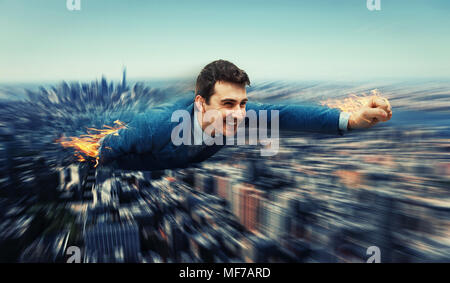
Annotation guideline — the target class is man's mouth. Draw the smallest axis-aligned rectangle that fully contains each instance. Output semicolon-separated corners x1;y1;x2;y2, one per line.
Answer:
224;119;237;127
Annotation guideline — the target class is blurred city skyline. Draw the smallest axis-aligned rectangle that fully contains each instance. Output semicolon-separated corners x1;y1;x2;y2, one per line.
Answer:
1;0;450;83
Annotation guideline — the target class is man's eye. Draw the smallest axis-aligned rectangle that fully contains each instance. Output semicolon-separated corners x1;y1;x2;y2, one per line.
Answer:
224;102;233;106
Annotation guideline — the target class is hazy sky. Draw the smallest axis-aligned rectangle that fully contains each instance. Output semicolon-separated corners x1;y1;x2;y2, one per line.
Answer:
1;0;449;82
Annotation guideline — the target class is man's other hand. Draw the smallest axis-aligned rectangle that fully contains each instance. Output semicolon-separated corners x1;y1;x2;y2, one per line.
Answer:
348;97;392;130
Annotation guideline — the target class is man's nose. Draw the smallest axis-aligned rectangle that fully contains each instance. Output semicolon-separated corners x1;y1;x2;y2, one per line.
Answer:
231;108;245;120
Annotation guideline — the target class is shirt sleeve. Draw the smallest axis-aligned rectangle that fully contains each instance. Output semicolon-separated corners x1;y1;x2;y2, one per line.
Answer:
245;101;342;135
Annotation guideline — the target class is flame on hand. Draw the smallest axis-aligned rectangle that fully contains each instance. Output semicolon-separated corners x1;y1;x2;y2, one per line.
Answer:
56;120;127;167
320;89;382;114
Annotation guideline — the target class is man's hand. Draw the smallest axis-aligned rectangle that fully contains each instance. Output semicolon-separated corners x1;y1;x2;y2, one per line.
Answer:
348;97;392;130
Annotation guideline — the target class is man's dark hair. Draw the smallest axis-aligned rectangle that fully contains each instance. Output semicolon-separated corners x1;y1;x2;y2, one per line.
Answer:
195;59;250;104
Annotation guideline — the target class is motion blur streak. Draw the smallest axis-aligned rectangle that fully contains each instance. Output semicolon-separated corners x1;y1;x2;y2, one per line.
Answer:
0;74;449;262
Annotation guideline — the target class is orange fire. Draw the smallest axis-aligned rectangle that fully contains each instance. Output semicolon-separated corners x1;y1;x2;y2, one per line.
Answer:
320;89;382;113
57;120;127;167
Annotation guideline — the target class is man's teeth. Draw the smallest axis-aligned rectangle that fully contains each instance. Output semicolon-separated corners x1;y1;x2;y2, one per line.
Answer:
225;120;237;126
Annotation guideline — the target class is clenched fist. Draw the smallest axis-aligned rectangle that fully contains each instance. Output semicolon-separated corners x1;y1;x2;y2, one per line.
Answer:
348;97;392;130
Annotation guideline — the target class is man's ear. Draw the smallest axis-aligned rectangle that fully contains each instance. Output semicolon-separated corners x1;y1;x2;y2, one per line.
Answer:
194;95;205;113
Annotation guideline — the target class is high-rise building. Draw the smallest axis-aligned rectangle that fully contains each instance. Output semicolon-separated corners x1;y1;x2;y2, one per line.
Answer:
260;200;290;241
240;185;265;234
215;175;230;200
84;223;140;263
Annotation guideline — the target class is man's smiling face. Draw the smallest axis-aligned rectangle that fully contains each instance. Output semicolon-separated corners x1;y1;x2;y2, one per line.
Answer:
195;81;248;137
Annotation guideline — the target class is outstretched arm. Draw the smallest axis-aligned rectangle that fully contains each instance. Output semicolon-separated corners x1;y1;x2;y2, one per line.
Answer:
245;101;345;135
245;96;392;135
